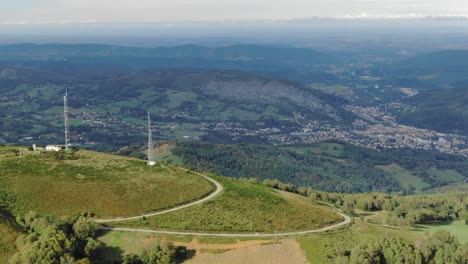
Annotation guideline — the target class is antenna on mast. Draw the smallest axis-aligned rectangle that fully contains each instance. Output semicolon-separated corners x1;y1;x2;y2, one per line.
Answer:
147;112;155;166
64;89;70;149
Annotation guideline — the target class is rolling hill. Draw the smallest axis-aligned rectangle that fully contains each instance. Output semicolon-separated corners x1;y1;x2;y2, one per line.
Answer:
0;146;346;261
0;146;214;218
0;146;344;230
112;175;343;233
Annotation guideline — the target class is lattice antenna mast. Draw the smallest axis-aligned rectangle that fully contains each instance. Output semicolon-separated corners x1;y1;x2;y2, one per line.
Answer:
64;90;70;149
147;112;154;165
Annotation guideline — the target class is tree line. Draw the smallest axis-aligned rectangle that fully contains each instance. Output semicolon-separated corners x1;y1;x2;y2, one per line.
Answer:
334;231;467;264
8;211;184;264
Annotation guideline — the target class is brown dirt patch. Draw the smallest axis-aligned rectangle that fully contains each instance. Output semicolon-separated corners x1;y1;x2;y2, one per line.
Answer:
183;239;308;264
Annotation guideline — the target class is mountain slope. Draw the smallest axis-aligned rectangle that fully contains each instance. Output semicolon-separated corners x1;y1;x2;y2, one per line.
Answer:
123;141;467;193
0;146;214;218
95;71;351;121
397;86;468;136
0;68;353;148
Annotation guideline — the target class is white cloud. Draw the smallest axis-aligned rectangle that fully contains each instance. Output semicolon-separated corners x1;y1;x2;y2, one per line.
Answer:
1;0;468;23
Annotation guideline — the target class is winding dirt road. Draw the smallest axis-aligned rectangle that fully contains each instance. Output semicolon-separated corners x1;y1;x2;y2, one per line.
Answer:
96;168;351;237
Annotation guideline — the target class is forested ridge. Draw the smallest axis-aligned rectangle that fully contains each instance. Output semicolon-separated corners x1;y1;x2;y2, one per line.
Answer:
172;141;468;193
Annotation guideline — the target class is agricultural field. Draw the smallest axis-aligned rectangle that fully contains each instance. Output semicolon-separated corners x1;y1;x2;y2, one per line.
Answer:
112;174;343;233
0;147;214;218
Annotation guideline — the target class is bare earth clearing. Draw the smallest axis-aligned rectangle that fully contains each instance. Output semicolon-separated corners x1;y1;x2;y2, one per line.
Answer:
183;239;308;264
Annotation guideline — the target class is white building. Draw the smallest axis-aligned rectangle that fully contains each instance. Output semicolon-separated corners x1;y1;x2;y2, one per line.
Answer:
45;145;65;152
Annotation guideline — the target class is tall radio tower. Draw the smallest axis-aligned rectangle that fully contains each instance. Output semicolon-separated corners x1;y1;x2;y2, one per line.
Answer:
64;90;70;149
147;112;155;166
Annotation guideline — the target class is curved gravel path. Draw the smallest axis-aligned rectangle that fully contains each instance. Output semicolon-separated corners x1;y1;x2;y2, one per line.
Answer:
94;168;223;223
96;168;351;237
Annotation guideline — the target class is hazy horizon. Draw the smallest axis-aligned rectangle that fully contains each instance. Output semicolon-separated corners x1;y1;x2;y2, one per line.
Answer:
2;0;468;24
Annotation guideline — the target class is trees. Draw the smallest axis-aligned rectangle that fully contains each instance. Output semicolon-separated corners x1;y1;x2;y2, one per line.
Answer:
11;212;102;264
338;231;467;264
122;240;183;264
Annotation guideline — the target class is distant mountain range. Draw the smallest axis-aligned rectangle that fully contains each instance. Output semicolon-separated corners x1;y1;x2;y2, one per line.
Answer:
0;43;338;64
0;43;341;84
376;49;468;88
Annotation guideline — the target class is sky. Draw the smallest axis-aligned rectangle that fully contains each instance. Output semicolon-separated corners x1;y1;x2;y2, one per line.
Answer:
1;0;468;24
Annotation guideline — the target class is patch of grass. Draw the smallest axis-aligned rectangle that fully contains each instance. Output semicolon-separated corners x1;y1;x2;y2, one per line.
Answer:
98;231;154;256
167;92;198;109
152;144;183;164
199;248;231;254
377;163;430;192
0;147;214;218
113;173;343;233
426;183;468;193
219;107;261;121
414;220;468;245
281;143;345;157
426;168;465;184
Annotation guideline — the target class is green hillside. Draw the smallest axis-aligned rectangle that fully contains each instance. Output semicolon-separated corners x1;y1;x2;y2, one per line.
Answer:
163;141;468;193
0;146;214;218
111;173;343;233
397;86;468;136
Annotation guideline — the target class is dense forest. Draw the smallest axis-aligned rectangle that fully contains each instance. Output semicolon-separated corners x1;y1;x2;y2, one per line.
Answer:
172;141;468;193
397;86;468;136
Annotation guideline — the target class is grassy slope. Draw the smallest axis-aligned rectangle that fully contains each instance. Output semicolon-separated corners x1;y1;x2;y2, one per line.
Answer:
112;172;343;233
0;147;214;218
377;164;431;192
414;220;468;245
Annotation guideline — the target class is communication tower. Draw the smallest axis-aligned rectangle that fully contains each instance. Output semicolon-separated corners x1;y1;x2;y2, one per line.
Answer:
147;112;156;166
64;90;70;149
